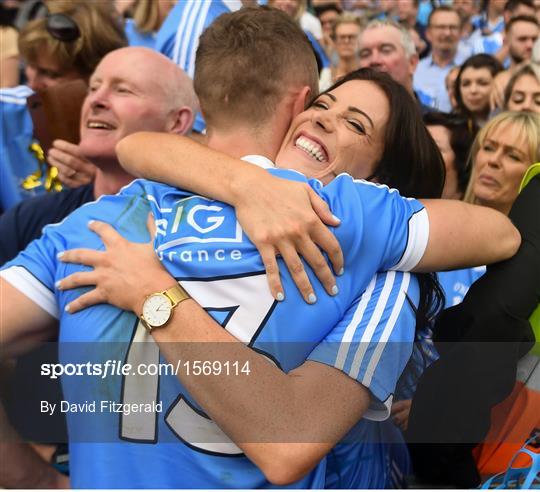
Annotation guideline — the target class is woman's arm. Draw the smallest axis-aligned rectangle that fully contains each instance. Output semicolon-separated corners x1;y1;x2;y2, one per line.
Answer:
116;132;343;303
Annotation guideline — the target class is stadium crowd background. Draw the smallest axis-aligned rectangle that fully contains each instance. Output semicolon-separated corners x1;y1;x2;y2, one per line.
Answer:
0;0;539;489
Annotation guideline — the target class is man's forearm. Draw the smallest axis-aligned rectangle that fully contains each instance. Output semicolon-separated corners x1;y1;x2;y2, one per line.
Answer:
0;403;68;488
148;298;367;483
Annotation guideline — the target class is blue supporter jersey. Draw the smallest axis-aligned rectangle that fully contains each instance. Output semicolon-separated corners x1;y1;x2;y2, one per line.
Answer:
125;18;156;49
155;0;241;133
438;266;486;308
0;86;42;211
1;157;429;488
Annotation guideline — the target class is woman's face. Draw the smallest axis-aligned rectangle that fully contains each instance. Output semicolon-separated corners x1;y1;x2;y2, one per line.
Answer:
459;66;494;116
507;74;540;113
276;79;389;184
428;124;460;200
24;48;82;92
472;122;531;214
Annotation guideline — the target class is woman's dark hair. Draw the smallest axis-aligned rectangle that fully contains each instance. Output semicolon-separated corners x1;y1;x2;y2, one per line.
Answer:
320;68;445;333
423;111;476;196
455;54;503;118
323;68;446;199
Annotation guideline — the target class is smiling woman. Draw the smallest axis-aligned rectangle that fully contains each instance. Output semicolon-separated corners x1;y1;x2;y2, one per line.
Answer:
463;111;540;215
277;69;445;198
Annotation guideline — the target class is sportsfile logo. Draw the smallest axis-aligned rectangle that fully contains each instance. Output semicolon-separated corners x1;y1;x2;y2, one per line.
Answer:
147;195;243;253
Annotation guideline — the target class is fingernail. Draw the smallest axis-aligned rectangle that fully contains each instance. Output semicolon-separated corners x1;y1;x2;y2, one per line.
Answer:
55;280;62;289
337;267;344;276
332;214;341;223
307;293;317;304
65;304;71;313
88;220;95;227
57;251;65;259
331;285;339;295
276;292;285;302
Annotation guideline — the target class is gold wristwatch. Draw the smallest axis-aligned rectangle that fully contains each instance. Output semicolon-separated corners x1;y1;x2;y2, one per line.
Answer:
140;284;190;332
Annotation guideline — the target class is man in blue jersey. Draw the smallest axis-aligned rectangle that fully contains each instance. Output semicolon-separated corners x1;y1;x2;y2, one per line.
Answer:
0;46;198;488
0;7;520;489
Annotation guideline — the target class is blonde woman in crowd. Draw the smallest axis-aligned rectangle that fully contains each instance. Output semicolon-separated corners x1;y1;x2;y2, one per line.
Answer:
1;0;126;210
504;62;540;113
463;111;540;214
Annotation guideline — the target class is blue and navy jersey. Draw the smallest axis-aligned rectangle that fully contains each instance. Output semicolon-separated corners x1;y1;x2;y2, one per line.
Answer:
0;86;42;211
155;0;241;133
1;161;428;488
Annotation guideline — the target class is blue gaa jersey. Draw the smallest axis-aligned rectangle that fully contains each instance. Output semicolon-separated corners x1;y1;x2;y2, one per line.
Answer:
1;157;428;488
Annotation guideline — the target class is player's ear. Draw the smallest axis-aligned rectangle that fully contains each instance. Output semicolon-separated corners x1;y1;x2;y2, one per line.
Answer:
293;85;313;117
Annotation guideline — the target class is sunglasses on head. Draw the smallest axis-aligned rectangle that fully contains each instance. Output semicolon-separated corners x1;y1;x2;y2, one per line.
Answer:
46;12;80;42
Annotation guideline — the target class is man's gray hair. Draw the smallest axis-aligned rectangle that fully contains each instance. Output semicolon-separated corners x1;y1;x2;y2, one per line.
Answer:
361;19;417;58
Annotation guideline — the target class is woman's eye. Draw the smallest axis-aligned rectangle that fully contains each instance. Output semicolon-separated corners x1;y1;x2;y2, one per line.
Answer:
509;153;522;162
512;94;525;103
312;101;328;110
347;119;366;134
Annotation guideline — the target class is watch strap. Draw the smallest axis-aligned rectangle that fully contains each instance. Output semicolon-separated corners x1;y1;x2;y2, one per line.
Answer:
162;284;190;308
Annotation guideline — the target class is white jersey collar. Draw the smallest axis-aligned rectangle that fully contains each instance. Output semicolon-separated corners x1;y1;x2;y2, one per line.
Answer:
241;154;275;170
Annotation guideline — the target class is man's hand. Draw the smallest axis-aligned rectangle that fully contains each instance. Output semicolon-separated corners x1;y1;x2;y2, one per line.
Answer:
391;399;411;431
47;139;97;188
230;173;344;304
57;216;175;314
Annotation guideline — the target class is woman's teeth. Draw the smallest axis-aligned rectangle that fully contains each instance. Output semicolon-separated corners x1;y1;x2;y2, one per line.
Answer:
295;137;326;162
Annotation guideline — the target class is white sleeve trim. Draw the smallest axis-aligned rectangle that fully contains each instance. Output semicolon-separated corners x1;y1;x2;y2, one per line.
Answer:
0;266;59;319
391;208;429;271
364;394;393;421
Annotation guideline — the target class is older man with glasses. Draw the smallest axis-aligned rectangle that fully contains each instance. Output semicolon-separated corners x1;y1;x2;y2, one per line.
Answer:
413;6;468;112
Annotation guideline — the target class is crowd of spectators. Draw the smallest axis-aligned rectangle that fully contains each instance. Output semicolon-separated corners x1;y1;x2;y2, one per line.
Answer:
0;0;539;489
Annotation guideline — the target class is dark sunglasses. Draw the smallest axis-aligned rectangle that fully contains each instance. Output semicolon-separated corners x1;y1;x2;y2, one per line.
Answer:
46;13;81;42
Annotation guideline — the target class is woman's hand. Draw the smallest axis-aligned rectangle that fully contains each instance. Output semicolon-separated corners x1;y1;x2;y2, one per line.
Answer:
230;172;344;304
47;139;97;188
57;216;175;314
116;132;344;303
391;399;411;432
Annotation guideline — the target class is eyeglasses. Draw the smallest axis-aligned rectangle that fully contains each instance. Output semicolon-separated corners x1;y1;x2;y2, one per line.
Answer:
430;24;460;32
334;34;358;43
46;13;81;42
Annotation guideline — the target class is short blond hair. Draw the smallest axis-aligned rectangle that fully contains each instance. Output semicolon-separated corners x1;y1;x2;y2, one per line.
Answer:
463;111;540;204
331;12;364;39
194;7;318;129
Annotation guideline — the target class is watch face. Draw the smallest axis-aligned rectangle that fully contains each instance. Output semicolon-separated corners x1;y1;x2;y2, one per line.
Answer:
142;294;172;327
